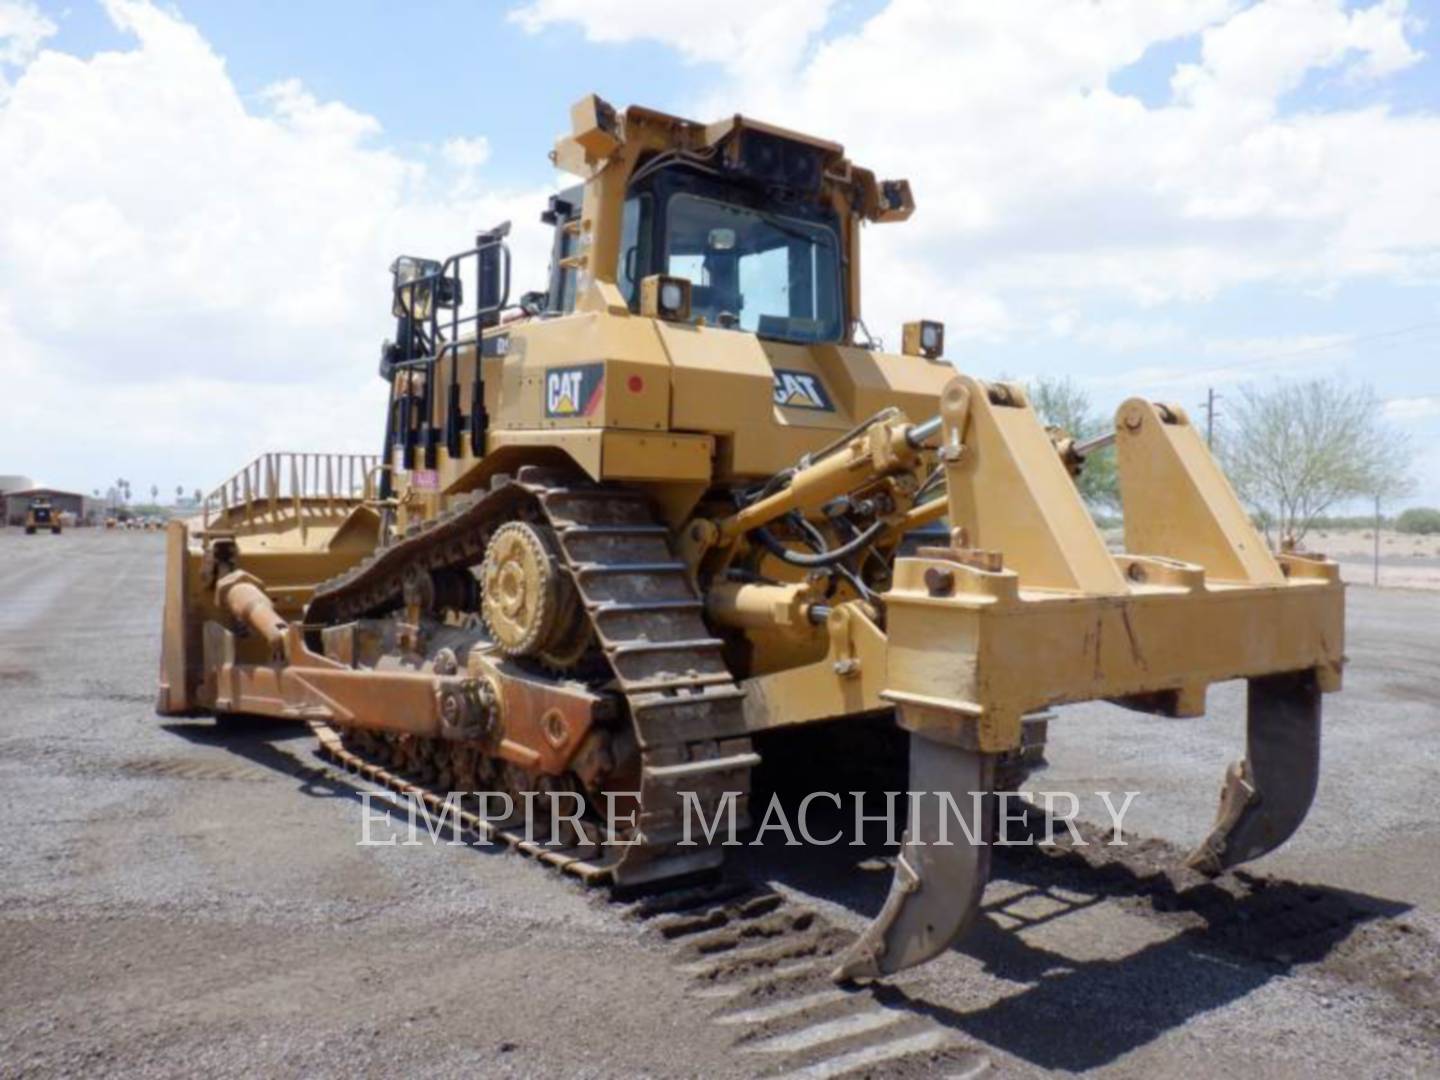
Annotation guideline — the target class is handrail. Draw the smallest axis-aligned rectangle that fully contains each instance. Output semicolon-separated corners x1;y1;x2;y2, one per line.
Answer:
389;227;511;469
201;451;379;530
392;232;511;364
364;462;393;504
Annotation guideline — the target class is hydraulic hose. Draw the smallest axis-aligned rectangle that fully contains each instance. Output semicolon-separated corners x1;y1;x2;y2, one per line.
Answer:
752;517;888;568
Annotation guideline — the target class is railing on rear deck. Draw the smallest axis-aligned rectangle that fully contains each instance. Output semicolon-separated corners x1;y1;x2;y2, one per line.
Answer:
202;452;379;532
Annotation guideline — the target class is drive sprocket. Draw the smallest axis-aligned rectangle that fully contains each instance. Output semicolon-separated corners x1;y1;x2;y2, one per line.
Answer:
480;520;564;659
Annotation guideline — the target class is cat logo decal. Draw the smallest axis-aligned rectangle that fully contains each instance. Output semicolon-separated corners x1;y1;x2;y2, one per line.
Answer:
545;363;605;418
772;369;835;412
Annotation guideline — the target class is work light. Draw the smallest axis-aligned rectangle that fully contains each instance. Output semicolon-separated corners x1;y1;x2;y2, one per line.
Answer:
640;274;692;323
902;320;945;359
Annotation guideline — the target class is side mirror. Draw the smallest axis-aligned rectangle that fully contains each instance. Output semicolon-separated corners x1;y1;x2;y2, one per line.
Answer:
436;275;462;309
378;341;402;381
477;244;503;312
475;222;512;324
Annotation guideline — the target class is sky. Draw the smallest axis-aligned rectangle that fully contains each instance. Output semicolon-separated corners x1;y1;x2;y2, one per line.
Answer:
1;0;1438;508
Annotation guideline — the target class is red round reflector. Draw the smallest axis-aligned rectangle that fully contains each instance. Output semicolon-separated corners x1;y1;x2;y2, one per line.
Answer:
627;375;644;393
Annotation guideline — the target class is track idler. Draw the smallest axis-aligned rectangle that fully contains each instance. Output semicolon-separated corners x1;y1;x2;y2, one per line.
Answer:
1186;669;1322;875
832;735;996;983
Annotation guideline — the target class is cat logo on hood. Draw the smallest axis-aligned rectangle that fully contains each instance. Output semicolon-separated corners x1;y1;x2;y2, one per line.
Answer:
545;363;605;418
772;369;834;412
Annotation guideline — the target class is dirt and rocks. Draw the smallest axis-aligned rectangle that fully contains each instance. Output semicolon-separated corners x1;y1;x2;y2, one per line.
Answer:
0;528;1436;1077
1311;527;1440;590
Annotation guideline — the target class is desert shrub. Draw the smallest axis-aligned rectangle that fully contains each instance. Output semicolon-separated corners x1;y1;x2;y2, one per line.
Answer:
1309;514;1389;529
1396;507;1440;535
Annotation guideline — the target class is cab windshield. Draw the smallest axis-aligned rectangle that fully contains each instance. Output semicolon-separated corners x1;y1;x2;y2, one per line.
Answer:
661;194;843;344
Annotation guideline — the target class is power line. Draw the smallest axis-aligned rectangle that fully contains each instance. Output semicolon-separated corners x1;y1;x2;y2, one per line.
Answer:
1219;320;1440;367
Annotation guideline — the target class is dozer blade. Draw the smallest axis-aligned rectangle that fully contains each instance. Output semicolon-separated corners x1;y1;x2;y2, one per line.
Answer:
1186;669;1322;876
831;735;996;983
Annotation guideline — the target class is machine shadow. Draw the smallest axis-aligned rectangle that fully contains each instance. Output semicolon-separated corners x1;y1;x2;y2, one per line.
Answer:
162;715;312;744
163;716;371;799
741;720;1412;1072
164;715;1410;1072
160;717;543;863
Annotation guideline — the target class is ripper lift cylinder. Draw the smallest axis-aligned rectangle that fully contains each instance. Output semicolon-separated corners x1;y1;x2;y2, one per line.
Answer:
215;571;289;661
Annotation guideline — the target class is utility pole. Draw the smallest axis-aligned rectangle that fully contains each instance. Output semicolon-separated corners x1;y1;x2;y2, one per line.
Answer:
1203;388;1220;449
1373;492;1382;587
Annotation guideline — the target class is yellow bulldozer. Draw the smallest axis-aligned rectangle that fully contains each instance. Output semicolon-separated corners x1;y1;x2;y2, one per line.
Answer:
25;497;61;535
158;95;1344;982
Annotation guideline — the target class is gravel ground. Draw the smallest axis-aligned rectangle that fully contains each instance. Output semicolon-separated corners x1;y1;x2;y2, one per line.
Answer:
0;528;1436;1077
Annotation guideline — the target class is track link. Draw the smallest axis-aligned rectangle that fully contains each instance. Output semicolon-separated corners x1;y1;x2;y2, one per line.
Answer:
305;465;756;886
310;717;622;880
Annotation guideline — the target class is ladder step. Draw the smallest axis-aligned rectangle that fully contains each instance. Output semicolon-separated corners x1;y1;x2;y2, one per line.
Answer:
645;752;761;783
622;672;737;693
592;599;704;614
610;637;724;655
575;561;688;575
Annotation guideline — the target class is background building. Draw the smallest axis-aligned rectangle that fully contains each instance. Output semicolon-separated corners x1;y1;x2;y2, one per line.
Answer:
0;474;35;500
4;487;91;526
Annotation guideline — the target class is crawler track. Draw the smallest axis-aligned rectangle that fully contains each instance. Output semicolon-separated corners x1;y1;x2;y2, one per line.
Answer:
309;720;993;1077
306;465;756;885
305;725;1436;1077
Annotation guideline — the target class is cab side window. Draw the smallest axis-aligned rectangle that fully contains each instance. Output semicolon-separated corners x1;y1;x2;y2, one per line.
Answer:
618;193;652;309
556;228;578;313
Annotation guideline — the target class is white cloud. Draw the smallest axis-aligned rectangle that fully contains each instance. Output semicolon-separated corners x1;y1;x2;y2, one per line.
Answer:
0;0;53;77
1171;0;1422;115
4;0;1438;500
509;0;837;85
0;0;558;493
1088;331;1358;392
1201;332;1354;360
442;135;493;197
1385;395;1440;421
1411;441;1440;507
518;0;1438;342
1047;315;1187;352
443;135;491;170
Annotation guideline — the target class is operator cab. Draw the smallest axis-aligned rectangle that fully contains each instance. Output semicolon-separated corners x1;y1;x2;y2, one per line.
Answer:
541;132;848;346
617;167;844;344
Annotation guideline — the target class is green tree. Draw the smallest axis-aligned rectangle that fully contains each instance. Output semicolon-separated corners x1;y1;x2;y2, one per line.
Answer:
1396;507;1440;535
1026;375;1119;512
1219;378;1413;544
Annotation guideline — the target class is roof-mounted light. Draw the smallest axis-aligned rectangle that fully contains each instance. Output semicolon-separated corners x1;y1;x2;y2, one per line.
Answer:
902;320;945;360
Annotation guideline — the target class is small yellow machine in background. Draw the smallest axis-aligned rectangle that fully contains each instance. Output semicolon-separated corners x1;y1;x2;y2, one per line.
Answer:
25;497;61;535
